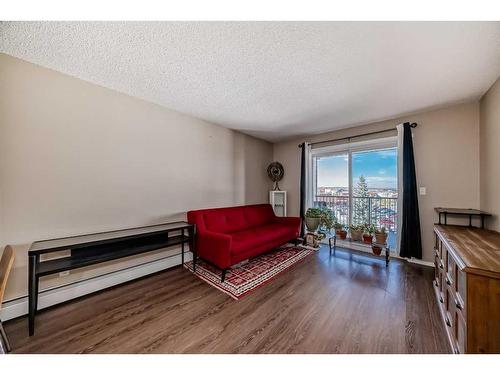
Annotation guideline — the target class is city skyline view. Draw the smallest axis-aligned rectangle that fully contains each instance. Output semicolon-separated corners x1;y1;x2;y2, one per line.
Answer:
317;148;398;190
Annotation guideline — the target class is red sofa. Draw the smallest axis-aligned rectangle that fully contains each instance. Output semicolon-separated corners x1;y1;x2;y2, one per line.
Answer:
187;204;301;281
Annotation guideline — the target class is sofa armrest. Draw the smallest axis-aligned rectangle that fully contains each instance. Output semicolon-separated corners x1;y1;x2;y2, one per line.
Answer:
195;230;233;269
274;216;302;232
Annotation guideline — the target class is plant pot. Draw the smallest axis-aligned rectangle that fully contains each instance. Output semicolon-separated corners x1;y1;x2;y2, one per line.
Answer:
362;234;373;244
372;244;382;256
375;233;388;245
336;229;348;240
351;229;363;241
305;217;321;232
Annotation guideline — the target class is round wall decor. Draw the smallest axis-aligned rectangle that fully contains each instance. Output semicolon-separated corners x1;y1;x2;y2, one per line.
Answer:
267;162;284;191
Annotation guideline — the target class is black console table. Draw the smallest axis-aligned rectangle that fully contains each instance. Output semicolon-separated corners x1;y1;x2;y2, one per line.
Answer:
435;207;491;229
28;221;194;336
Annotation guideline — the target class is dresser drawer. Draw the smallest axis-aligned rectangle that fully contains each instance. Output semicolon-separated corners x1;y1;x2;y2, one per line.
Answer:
434;255;440;286
456;268;467;317
446;250;456;286
445;285;461;354
435;233;443;258
456;309;467;353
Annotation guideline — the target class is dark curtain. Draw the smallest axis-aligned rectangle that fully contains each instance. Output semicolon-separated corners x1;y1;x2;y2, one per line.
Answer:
299;143;306;237
399;123;422;259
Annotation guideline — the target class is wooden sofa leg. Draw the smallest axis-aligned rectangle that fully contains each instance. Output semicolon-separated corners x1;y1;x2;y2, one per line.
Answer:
221;269;227;283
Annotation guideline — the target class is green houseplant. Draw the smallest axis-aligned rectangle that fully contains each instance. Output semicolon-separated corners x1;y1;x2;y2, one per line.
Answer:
304;208;322;232
305;207;336;233
318;207;335;233
349;224;364;241
374;226;388;245
362;224;375;244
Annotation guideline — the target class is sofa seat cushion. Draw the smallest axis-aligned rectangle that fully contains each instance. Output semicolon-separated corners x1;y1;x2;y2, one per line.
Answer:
230;223;295;255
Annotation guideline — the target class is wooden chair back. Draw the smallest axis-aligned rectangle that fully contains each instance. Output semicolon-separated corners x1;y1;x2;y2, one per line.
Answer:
0;245;15;306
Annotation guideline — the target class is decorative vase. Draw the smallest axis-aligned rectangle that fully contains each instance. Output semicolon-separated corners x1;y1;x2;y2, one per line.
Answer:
351;229;363;241
363;234;373;244
372;244;382;256
305;217;321;232
375;233;388;245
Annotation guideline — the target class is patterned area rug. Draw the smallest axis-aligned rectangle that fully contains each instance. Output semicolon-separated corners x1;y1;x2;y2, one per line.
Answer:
184;245;314;300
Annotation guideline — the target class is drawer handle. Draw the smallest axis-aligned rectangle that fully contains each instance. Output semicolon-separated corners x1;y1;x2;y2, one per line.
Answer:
439;296;444;303
445;277;451;286
445;317;452;327
455;298;463;310
439;264;444;269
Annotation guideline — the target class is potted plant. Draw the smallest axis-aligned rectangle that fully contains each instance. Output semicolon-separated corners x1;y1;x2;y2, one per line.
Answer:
318;207;336;233
334;222;347;240
362;224;375;244
374;226;388;245
371;244;383;256
304;208;322;232
349;224;364;241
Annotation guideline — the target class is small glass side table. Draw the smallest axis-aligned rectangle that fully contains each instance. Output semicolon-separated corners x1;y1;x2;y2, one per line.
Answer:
328;233;390;267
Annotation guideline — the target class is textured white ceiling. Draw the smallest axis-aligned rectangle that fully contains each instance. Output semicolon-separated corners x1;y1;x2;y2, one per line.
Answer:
1;22;499;142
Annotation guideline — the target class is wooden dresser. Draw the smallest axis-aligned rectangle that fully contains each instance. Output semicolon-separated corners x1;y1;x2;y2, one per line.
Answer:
433;225;500;353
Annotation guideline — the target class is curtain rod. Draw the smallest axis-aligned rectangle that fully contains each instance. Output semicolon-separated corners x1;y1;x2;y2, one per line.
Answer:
298;122;417;148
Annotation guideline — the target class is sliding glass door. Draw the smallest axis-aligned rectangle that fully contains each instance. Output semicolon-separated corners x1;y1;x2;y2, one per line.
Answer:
311;137;398;249
314;152;350;227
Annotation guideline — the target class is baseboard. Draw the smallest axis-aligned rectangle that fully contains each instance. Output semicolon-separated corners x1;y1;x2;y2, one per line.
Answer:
1;252;192;322
406;257;434;267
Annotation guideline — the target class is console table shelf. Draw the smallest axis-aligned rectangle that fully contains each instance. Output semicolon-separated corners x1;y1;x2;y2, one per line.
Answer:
35;234;190;277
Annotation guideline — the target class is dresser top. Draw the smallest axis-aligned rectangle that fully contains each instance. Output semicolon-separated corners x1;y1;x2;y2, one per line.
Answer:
434;225;500;276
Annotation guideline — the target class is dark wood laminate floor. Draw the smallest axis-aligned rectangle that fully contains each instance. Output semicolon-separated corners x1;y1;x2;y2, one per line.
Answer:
5;246;450;353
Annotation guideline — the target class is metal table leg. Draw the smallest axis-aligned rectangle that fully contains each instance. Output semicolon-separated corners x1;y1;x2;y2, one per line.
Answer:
188;226;196;272
181;228;185;265
28;254;39;336
329;235;337;256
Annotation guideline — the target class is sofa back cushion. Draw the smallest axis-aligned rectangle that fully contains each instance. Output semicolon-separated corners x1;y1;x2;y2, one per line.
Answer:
187;204;276;234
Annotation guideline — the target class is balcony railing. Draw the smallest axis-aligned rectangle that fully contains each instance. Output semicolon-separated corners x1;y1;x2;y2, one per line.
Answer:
314;195;398;232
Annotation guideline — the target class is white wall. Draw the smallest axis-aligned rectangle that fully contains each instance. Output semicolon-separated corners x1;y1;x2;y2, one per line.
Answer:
480;77;500;231
0;53;273;302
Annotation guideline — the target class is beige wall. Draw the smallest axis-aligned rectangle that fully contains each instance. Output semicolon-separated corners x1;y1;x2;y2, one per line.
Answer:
480;77;500;231
0;53;272;301
274;102;481;262
480;79;500;231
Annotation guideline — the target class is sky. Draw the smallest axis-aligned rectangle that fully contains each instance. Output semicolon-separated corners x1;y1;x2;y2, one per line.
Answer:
317;148;397;189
